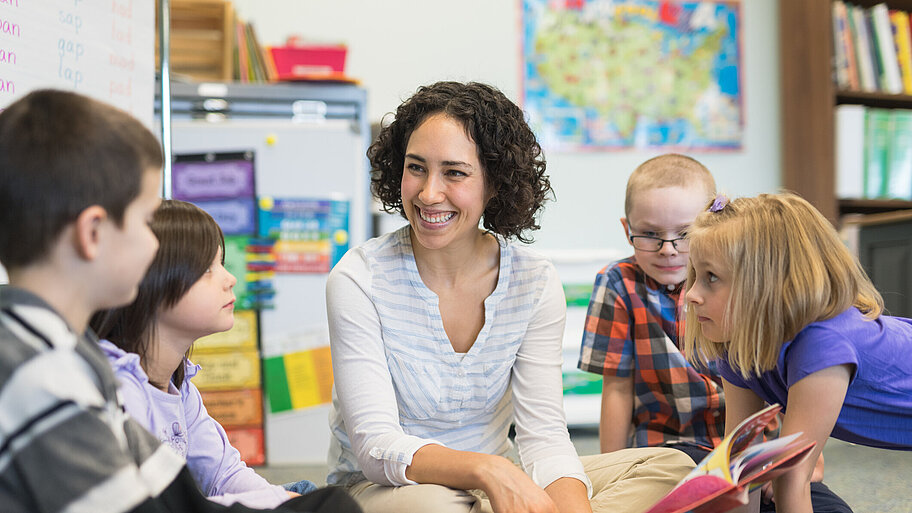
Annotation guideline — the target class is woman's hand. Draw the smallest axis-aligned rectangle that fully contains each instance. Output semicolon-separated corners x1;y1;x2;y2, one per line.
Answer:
477;455;560;513
407;445;560;513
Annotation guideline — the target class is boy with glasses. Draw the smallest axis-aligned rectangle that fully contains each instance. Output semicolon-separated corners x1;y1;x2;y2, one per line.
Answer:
578;154;723;459
577;155;852;513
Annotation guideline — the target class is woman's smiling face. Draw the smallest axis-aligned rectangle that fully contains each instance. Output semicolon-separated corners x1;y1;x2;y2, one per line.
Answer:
400;113;488;251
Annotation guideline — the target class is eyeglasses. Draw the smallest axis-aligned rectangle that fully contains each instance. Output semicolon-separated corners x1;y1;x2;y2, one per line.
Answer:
629;234;689;252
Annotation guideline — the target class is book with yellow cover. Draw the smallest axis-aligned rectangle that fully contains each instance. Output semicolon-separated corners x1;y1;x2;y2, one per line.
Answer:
890;9;912;94
643;404;816;513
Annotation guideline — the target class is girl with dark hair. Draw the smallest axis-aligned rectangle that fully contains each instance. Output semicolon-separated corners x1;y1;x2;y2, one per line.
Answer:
326;81;694;513
91;200;318;509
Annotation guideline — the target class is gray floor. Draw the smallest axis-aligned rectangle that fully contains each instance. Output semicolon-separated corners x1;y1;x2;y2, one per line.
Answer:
255;430;911;512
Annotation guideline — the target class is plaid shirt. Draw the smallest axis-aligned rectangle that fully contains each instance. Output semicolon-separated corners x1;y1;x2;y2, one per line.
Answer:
578;257;725;449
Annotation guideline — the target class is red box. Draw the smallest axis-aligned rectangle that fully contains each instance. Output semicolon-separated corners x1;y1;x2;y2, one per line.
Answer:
269;45;347;80
226;426;265;466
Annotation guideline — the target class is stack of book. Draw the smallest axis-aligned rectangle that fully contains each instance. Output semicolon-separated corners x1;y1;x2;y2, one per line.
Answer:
832;1;912;94
836;104;912;200
233;19;277;83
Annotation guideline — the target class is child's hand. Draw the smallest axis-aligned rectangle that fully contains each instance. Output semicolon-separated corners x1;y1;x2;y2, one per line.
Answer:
285;491;301;499
761;453;824;503
761;481;774;503
811;453;825;482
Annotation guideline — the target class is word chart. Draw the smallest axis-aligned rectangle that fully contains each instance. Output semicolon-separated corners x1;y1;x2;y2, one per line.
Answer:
0;0;154;126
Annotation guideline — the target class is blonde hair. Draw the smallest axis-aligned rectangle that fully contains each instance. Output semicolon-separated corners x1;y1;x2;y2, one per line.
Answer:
625;154;717;217
683;192;883;377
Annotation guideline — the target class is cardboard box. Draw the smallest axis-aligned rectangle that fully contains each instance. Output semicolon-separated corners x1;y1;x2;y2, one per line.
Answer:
226;426;265;466
194;310;258;353
191;350;261;391
269;45;347;80
201;388;263;427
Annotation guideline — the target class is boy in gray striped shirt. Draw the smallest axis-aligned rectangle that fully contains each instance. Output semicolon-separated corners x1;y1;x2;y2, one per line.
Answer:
0;90;359;513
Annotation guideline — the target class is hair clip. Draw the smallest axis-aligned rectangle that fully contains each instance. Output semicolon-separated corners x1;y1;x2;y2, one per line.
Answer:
709;194;729;213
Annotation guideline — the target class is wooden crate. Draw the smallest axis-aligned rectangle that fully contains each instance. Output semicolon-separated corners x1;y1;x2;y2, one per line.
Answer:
156;0;234;81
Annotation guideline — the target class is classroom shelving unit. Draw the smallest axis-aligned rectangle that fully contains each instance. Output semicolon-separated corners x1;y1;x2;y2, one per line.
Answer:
779;0;912;223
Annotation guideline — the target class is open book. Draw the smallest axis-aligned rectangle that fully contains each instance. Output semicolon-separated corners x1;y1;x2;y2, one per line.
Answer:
643;404;816;513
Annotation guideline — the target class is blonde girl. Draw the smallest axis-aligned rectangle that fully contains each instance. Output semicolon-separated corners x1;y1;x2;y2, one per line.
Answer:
683;192;912;513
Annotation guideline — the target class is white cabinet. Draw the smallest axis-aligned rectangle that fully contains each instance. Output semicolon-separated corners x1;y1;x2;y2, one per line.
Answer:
162;81;370;464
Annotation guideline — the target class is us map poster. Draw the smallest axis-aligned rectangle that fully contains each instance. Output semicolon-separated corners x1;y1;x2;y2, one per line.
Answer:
522;0;743;150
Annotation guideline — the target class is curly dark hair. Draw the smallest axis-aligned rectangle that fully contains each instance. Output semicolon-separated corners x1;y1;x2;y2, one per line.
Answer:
369;81;553;243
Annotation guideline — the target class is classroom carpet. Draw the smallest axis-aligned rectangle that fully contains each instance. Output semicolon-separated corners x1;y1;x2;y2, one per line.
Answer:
255;430;912;513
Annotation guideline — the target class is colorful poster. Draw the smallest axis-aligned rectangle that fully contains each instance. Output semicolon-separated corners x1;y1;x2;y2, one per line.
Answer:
262;346;334;413
222;236;276;310
257;197;350;273
523;0;743;150
172;152;259;236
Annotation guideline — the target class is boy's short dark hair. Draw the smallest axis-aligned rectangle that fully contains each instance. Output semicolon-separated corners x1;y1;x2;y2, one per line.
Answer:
0;89;163;270
369;81;552;243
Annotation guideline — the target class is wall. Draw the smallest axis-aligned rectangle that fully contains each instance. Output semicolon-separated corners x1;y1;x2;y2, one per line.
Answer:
232;0;781;254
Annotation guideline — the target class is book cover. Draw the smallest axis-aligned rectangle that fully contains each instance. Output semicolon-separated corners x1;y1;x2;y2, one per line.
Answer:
852;5;878;92
871;3;903;93
235;19;249;83
890;9;912;94
243;22;265;82
864;108;893;198
247;22;277;83
832;1;851;89
642;404;816;513
867;8;886;91
888;110;912;199
836;104;866;199
840;1;861;90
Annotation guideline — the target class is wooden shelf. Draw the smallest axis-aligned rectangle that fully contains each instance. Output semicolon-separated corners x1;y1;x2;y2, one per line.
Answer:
851;0;912;8
839;199;912;216
836;90;912;108
780;0;912;223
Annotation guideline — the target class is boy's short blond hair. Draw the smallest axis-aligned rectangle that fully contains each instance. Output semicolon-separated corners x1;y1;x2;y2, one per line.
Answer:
625;154;716;217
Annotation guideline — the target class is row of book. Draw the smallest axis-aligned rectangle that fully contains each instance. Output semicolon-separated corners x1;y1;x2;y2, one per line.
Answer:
233;19;277;83
832;1;912;94
836;104;912;200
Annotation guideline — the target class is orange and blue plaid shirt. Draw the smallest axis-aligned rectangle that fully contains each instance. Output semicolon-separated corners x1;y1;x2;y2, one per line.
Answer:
578;256;725;449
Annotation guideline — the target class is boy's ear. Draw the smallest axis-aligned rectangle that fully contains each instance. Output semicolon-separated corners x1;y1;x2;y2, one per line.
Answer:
620;218;632;244
74;206;109;261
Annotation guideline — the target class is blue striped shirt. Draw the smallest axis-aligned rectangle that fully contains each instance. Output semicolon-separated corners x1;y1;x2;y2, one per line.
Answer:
326;227;588;492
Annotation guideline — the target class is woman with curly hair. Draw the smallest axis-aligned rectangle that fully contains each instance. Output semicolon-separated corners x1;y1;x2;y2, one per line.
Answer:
325;81;694;513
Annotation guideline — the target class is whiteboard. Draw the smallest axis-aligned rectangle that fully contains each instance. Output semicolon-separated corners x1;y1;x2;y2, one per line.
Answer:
0;0;155;127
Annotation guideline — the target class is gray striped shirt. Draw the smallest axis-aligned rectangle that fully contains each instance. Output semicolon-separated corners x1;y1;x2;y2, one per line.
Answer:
0;286;185;513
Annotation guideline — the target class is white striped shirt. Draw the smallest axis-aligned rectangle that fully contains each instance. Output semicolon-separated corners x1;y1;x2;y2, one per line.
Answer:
326;227;589;493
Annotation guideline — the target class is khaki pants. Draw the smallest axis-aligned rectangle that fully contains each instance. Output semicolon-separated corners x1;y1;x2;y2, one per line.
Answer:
346;447;694;513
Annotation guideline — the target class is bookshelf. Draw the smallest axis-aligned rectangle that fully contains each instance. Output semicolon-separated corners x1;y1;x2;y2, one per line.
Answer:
780;0;912;223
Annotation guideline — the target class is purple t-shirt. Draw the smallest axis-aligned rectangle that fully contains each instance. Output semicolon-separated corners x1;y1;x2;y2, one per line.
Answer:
717;307;912;450
99;340;289;508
